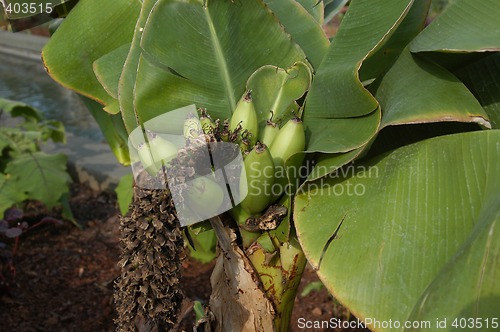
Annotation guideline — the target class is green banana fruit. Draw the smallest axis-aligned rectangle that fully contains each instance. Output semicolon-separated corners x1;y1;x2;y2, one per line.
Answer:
269;117;305;166
220;119;230;142
184;175;224;217
199;108;215;134
239;142;275;215
230;90;258;146
260;119;279;147
183;112;203;142
269;117;306;198
137;135;178;176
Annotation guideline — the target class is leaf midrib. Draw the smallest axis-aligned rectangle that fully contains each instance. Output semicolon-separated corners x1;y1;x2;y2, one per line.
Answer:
204;7;236;111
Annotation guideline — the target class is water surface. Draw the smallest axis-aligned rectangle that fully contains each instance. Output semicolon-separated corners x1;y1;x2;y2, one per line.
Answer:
0;53;103;141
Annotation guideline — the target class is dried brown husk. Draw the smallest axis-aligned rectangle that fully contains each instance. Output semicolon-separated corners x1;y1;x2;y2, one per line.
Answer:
114;187;185;332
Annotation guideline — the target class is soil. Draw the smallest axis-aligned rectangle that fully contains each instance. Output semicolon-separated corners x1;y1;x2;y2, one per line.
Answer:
0;182;368;332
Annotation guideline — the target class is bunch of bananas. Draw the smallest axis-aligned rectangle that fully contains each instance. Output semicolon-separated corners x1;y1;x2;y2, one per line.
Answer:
229;90;305;224
135;90;305;227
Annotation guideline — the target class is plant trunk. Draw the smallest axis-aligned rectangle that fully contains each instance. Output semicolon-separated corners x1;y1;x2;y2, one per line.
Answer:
206;216;306;332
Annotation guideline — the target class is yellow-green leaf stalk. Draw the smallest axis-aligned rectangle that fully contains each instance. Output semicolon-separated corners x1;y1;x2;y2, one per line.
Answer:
230;90;258;147
239;142;275;215
246;233;306;332
273;236;307;331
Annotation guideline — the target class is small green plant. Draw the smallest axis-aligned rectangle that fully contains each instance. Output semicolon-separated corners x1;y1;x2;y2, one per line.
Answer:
0;98;73;223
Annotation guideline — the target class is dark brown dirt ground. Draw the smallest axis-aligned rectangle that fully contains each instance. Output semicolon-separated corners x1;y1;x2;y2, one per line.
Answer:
0;182;368;332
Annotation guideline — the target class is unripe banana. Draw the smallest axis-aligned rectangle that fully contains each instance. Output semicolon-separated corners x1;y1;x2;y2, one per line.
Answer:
150;135;178;163
269;117;305;165
269;118;306;198
138;143;157;175
260;120;279;147
184;175;224;217
240;142;275;215
199;108;215;135
184;112;203;142
220;119;230;142
240;137;252;153
230;90;258;146
137;135;178;176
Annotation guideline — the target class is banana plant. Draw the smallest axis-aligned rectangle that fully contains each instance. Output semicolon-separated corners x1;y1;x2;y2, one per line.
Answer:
39;0;500;331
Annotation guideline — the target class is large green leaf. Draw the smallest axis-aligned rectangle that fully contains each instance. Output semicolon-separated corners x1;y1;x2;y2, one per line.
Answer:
93;43;131;102
42;0;141;105
375;48;490;129
118;0;158;133
302;0;421;155
359;0;430;82
295;130;500;331
40;0;136;165
305;0;414;119
411;0;500;53
407;194;500;330
305;148;363;182
305;107;381;153
455;53;500;129
6;152;71;208
80;98;130;165
296;0;323;24
263;0;329;68
132;54;215;124
129;0;306;127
